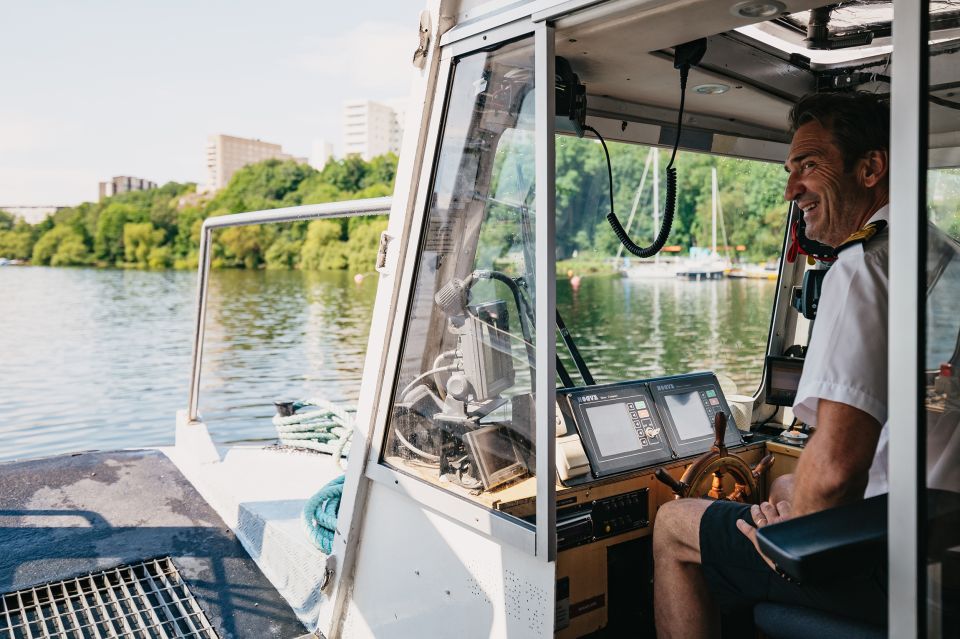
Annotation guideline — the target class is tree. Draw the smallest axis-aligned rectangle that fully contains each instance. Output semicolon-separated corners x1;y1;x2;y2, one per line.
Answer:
123;222;165;266
320;155;369;192
209;159;316;213
300;219;347;270
95;203;143;263
32;226;91;266
344;219;388;272
265;235;303;269
218;225;270;269
362;153;398;189
0;228;33;259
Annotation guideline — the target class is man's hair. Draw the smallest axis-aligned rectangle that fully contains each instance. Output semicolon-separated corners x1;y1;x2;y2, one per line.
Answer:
789;92;890;172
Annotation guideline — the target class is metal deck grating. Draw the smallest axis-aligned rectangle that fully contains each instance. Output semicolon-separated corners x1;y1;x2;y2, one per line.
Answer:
0;557;219;639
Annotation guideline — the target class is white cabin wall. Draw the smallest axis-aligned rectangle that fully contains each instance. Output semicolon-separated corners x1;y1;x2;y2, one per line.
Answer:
341;482;554;638
315;0;455;635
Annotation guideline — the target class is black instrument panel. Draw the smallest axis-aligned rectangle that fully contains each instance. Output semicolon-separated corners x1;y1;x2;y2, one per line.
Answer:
558;372;743;479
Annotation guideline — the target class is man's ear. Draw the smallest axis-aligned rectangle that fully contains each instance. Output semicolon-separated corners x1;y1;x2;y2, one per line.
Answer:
858;149;889;188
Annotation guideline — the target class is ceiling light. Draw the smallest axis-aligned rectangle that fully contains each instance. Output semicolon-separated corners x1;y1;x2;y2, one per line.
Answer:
694;83;730;95
730;1;786;19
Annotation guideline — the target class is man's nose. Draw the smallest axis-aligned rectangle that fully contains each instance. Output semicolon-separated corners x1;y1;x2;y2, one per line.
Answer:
784;173;804;202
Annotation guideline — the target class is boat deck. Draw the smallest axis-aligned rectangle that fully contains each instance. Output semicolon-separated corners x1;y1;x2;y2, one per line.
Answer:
0;449;310;638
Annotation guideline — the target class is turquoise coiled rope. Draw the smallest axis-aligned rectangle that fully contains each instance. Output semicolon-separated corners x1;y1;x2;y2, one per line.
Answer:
274;399;353;553
303;474;345;554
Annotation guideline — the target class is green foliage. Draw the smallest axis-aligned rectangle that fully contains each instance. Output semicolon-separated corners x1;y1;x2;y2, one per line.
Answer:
218;226;271;269
147;245;173;269
363;153;398;189
51;235;93;266
209;159;316;213
95;203;145;263
0;209;14;231
0;218;38;260
32;226;91;266
22;140;793;274
300;219;347;270
320;155;369;192
17;153;398;271
344;218;388;272
265;235;303;269
123;222;165;266
549;139;788;261
0;228;34;259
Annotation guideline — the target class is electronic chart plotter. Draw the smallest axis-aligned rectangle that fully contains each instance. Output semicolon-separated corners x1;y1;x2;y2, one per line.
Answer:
557;372;743;479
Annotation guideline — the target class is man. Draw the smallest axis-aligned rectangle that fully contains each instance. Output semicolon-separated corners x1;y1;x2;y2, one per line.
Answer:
653;91;891;639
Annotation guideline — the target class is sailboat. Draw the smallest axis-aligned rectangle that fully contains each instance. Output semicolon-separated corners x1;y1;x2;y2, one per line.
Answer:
622;149;679;279
675;166;732;280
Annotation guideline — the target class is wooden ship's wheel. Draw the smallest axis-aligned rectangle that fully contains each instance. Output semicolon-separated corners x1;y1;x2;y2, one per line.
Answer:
655;412;774;504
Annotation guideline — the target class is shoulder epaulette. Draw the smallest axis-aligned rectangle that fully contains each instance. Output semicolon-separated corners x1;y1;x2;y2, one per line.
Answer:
836;220;888;254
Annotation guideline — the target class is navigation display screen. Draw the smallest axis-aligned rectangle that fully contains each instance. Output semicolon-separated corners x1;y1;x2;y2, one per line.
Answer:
663;392;712;440
584;403;638;456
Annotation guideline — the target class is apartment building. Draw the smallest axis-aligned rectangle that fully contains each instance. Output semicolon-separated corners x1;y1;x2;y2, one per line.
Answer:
205;134;306;191
342;100;405;160
98;176;157;201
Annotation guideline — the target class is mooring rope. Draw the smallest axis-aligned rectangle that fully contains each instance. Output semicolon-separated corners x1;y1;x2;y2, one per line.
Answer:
272;399;354;553
302;474;345;554
272;399;354;462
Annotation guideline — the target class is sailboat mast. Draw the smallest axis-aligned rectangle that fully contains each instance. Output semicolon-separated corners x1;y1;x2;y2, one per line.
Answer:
711;166;718;256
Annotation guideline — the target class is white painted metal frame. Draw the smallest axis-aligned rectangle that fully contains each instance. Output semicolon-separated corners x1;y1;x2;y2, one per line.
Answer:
186;197;393;423
319;2;455;632
358;19;548;558
888;0;926;636
533;18;558;561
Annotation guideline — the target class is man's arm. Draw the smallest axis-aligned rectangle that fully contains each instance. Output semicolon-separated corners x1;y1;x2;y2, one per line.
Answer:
791;398;882;516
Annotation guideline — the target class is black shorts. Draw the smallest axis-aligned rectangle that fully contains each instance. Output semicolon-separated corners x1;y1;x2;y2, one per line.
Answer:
699;500;886;625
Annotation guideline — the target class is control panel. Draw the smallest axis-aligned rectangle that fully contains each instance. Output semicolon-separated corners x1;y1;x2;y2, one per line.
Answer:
556;488;649;551
557;372;743;480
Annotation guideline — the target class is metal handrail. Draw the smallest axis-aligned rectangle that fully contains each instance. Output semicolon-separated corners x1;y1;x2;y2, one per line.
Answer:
187;197;393;422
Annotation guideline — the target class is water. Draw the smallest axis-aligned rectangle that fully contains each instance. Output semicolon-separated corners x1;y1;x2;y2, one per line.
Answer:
1;267;377;461
0;267;775;462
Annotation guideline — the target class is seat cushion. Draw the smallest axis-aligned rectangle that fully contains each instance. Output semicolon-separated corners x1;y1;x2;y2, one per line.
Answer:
754;603;885;639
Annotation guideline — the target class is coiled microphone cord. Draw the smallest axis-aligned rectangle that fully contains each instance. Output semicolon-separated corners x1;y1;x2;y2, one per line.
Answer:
589;65;689;258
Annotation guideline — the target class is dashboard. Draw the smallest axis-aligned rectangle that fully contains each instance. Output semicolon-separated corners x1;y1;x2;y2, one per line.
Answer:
557;372;743;481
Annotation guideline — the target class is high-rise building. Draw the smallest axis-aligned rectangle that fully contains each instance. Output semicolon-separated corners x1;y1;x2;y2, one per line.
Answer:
205;134;307;192
99;176;157;201
342;100;405;160
310;139;336;171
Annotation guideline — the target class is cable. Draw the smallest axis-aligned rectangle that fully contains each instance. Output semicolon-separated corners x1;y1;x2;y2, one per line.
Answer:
929;93;960;111
589;65;689;258
400;364;460;401
556;309;595;385
393;425;440;463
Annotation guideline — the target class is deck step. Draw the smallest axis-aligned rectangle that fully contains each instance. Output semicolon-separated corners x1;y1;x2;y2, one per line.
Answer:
165;432;345;630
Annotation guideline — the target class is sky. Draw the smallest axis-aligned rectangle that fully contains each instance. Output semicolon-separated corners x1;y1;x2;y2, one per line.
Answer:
0;0;427;206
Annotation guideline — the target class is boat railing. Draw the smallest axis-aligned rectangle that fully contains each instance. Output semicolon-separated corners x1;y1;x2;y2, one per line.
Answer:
187;196;393;423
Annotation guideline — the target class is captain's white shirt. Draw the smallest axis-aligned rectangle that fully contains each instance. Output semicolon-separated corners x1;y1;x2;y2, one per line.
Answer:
792;205;890;498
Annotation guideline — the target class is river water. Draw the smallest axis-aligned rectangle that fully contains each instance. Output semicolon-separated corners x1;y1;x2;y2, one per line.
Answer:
0;266;775;462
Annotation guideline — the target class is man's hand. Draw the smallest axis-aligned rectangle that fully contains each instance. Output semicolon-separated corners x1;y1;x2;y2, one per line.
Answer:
735;500;792;571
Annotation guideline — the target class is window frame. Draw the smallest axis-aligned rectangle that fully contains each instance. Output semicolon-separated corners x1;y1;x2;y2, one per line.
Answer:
362;21;556;559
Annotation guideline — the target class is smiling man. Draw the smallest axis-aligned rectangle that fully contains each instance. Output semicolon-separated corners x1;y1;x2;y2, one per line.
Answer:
653;92;891;639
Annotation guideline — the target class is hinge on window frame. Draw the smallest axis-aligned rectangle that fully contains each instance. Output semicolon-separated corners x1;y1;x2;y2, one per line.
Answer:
376;231;393;273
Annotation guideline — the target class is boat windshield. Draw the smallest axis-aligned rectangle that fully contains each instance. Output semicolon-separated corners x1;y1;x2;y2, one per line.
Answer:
382;38;539;512
381;35;792;508
553;136;787;396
